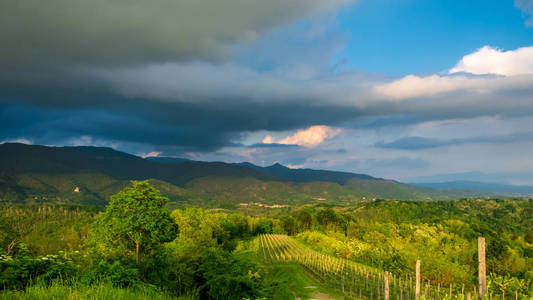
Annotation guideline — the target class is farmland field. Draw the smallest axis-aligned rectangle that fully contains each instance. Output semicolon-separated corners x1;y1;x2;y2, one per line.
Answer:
257;234;486;300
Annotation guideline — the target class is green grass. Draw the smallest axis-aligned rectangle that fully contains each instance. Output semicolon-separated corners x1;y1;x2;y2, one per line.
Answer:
262;262;347;299
234;241;345;299
0;281;182;300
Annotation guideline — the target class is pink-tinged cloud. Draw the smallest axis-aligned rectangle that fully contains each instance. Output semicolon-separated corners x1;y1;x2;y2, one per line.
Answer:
287;164;304;169
262;135;275;144
262;125;341;147
140;151;161;158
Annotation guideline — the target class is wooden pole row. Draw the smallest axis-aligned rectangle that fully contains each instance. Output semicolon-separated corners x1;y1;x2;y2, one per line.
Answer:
259;235;494;300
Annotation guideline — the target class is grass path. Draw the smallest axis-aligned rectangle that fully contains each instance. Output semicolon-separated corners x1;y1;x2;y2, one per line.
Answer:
266;262;346;300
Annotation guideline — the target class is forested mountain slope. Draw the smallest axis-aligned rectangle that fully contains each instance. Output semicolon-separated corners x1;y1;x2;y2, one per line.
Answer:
0;143;485;205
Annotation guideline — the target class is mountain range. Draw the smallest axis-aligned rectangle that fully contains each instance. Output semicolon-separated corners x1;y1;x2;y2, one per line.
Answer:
0;143;492;207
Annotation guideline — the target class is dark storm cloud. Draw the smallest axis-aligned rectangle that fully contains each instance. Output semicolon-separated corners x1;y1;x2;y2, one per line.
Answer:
0;0;350;67
0;0;362;155
0;96;363;154
0;102;237;151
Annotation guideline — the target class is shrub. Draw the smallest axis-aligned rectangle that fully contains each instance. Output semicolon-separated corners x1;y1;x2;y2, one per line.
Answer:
0;251;81;290
81;260;140;288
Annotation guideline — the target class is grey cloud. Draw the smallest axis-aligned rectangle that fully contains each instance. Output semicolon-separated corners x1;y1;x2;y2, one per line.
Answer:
98;63;533;125
376;137;450;150
376;131;533;150
363;157;430;169
516;0;533;26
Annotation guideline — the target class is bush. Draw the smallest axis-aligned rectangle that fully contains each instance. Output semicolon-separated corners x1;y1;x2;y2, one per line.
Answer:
0;251;81;290
198;248;261;299
81;260;140;288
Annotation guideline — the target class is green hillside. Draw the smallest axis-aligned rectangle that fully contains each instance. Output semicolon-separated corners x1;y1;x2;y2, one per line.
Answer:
0;143;486;206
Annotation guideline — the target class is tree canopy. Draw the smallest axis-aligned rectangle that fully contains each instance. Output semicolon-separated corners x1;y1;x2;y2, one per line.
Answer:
92;180;178;263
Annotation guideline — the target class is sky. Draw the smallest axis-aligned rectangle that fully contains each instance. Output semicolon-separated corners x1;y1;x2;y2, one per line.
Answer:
2;0;533;184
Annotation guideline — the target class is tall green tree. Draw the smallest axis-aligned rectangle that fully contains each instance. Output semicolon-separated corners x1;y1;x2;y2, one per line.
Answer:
93;180;178;263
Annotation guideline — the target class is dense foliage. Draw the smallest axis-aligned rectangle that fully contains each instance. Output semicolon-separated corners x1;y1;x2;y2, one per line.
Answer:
0;182;531;299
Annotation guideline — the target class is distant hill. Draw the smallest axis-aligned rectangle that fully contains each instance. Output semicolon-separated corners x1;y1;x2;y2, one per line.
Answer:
0;143;486;206
414;180;533;197
0;143;272;185
235;162;487;200
0;143;271;205
235;162;378;184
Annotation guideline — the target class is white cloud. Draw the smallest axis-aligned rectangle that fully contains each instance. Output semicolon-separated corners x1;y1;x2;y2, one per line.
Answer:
374;72;533;101
263;125;341;147
449;45;533;76
373;74;487;100
1;138;32;145
374;45;533;100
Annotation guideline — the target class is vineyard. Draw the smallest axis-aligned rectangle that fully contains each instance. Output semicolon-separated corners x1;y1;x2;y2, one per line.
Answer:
256;234;483;300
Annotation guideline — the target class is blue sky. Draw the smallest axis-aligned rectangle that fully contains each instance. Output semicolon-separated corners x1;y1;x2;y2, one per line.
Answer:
338;0;533;75
2;0;533;184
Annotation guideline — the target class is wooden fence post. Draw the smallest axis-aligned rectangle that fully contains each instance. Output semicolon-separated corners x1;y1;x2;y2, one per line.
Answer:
378;274;381;300
450;283;453;299
415;260;421;300
385;271;390;300
478;237;486;300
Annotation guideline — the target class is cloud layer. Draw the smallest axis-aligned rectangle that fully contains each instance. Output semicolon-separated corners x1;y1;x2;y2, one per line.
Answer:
3;1;533;184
